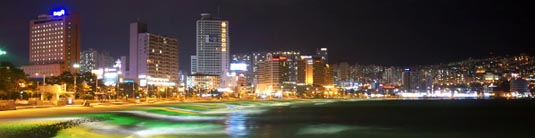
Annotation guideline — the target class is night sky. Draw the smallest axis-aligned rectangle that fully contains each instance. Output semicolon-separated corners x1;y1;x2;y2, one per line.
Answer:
0;0;530;72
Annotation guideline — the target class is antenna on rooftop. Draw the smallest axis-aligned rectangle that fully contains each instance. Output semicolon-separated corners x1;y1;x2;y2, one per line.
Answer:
216;0;222;19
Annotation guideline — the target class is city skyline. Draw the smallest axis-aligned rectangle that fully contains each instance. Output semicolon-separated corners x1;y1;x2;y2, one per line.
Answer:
0;0;530;72
1;1;535;137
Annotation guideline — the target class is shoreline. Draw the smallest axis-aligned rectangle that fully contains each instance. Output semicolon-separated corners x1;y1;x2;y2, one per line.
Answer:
0;97;528;119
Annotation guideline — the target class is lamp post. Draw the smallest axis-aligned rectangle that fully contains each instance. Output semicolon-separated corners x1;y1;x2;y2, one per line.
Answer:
35;73;40;85
96;74;98;93
73;64;80;97
132;82;135;99
92;71;99;97
35;73;42;100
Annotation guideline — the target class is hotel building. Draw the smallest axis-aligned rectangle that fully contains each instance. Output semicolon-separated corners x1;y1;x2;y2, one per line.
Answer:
128;22;179;86
191;13;229;87
21;9;80;77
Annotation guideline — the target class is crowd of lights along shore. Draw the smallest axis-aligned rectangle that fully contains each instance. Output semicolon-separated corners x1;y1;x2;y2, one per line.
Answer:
0;7;531;107
0;6;534;138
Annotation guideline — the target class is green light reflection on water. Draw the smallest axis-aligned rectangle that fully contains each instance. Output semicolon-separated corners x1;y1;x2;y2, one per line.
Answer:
77;112;223;129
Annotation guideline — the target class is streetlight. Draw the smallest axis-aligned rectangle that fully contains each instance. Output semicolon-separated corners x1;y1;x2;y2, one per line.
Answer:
0;49;6;62
35;73;40;85
35;72;47;86
73;64;80;97
35;73;45;100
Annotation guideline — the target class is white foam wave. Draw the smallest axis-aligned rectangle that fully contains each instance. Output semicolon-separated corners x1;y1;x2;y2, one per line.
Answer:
297;124;358;135
78;121;225;137
113;111;225;121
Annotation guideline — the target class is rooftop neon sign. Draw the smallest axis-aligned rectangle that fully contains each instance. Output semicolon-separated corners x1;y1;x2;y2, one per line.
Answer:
53;10;65;16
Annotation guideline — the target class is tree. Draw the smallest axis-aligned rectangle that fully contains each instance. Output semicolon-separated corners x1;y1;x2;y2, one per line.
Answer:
0;62;29;100
43;71;85;98
80;72;103;94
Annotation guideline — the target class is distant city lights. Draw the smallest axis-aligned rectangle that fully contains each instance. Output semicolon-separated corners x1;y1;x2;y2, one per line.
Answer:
230;63;248;71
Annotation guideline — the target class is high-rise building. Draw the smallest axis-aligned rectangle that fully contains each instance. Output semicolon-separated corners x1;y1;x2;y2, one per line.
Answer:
297;55;333;87
231;53;253;84
297;56;314;85
402;68;420;91
128;22;179;86
335;62;350;81
191;55;197;74
252;52;267;86
402;68;411;91
257;53;289;92
251;51;301;87
21;9;80;77
382;66;402;85
510;77;529;94
80;48;114;73
312;57;333;86
119;56;129;76
191;13;229;87
316;48;328;63
127;22;147;79
271;51;301;83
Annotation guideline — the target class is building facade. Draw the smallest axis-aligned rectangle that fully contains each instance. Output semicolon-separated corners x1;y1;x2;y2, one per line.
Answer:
510;78;529;93
80;48;114;73
335;62;350;82
186;73;220;91
128;22;179;86
297;56;314;85
231;53;253;85
312;57;333;86
257;54;289;92
127;22;147;80
316;48;328;63
21;9;80;77
191;13;229;87
191;55;197;74
297;56;333;87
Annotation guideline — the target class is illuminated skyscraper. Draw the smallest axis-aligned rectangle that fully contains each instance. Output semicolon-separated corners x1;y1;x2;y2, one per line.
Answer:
191;13;229;87
316;48;328;63
80;48;114;73
128;22;179;86
297;55;333;86
297;56;314;85
257;54;289;91
335;62;350;81
191;55;197;74
402;68;414;91
21;9;80;77
252;52;267;85
231;53;253;84
271;51;301;83
312;57;333;86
